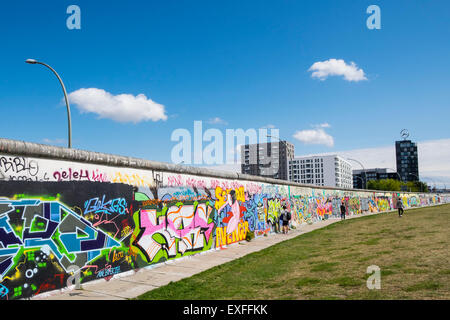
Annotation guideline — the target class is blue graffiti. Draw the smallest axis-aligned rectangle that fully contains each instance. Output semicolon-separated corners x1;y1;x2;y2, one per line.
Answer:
0;198;121;277
0;284;8;298
84;195;127;215
97;266;121;279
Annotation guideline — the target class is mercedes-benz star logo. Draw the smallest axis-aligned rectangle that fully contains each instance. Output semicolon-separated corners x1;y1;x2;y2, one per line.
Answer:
400;129;409;140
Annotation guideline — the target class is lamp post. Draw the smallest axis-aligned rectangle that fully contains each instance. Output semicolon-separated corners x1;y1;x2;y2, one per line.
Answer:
347;158;367;189
25;59;72;148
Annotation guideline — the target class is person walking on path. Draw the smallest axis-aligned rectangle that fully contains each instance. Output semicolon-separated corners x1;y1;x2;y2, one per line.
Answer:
282;205;291;234
340;201;346;220
397;197;404;217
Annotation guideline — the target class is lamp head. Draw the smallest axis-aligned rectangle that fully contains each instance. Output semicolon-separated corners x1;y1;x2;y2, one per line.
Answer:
25;59;38;64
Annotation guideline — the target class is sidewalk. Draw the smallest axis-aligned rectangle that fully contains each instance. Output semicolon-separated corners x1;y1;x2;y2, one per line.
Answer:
32;211;379;300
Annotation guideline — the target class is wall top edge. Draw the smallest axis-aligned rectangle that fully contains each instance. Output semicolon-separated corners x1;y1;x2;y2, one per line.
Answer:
0;137;436;195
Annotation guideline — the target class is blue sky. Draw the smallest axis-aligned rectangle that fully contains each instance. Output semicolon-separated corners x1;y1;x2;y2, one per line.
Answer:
0;1;449;179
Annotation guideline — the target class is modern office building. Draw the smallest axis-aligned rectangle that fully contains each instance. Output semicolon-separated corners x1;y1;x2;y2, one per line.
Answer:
352;168;400;189
288;155;353;189
241;141;295;180
395;139;419;182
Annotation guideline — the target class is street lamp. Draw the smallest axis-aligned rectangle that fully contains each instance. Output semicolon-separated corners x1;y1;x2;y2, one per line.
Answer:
26;59;72;148
347;158;367;189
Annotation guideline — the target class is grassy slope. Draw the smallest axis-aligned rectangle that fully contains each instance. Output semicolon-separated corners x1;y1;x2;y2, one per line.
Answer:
136;204;450;300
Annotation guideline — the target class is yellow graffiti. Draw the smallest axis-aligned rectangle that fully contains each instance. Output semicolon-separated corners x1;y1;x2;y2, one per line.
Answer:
215;221;249;247
112;250;124;263
112;172;154;188
214;186;245;211
402;197;408;208
121;226;133;238
268;198;281;220
1;249;35;281
377;199;390;212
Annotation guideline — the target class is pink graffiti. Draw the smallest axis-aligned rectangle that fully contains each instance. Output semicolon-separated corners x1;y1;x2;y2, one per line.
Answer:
167;174;183;186
137;204;215;261
186;177;207;189
53;168;108;182
245;182;262;195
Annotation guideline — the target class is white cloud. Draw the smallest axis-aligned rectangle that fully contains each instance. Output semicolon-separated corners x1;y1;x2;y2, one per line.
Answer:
207;117;228;125
293;124;334;147
318;123;330;128
68;88;168;123
42;138;65;145
308;59;367;82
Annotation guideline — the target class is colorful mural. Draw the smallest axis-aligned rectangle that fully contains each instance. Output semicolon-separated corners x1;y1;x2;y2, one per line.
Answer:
0;154;447;300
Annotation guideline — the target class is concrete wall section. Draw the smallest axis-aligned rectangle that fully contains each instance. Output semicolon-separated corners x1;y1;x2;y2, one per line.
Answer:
0;142;447;300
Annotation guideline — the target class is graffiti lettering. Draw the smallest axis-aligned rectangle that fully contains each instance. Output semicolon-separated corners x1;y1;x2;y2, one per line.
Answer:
134;203;214;262
84;195;127;215
97;265;121;279
0;157;39;177
215;221;249;247
0;198;121;280
112;172;153;187
53;168;90;181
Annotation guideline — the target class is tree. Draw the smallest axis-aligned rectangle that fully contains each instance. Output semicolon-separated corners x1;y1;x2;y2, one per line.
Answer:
367;179;428;192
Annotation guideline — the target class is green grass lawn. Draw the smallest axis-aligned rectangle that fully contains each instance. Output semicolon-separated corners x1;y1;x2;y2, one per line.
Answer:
135;204;450;300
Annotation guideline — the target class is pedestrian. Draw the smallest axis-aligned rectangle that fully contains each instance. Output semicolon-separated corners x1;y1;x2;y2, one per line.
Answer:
397;197;404;217
340;201;346;220
282;205;291;234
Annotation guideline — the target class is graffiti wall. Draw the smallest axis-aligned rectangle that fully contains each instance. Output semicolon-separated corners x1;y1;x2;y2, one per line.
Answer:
0;153;446;300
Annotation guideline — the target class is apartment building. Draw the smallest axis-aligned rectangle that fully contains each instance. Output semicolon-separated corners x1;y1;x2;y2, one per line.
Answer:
288;155;353;189
241;141;295;180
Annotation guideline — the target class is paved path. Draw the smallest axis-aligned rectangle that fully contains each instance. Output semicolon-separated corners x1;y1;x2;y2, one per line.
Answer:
32;211;380;300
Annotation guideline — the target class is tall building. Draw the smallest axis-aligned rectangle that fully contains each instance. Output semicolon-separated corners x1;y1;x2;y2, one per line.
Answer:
241;141;295;180
395;139;419;182
288;155;353;189
352;168;399;189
